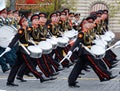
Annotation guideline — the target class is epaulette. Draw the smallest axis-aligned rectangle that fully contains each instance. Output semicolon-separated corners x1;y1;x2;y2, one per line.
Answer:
47;24;52;29
0;18;3;22
27;27;32;31
58;20;62;24
18;29;24;34
78;32;84;39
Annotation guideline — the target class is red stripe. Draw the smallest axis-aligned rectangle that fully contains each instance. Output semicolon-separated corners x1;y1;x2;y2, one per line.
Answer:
22;54;41;77
47;55;58;69
43;55;52;73
54;50;63;60
37;58;49;77
87;55;109;79
103;58;111;67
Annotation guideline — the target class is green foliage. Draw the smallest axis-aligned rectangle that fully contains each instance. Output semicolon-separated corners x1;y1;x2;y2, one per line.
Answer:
108;0;120;18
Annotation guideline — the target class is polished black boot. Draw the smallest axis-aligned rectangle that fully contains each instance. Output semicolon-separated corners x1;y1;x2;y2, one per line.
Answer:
68;82;80;88
16;76;27;82
40;76;57;83
6;82;19;86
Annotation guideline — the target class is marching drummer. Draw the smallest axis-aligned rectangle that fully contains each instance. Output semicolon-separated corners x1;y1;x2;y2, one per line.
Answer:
47;12;73;68
65;16;116;87
6;16;53;86
0;8;17;73
0;8;7;26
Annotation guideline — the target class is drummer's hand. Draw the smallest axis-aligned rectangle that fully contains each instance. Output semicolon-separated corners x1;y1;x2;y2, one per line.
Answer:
66;51;72;60
5;47;11;52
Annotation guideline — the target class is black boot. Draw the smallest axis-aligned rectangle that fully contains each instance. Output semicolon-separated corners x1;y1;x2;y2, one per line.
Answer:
16;76;27;82
40;76;56;83
68;82;80;88
6;82;19;86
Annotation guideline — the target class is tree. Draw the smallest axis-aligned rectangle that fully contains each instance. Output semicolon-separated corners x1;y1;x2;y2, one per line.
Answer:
9;0;16;10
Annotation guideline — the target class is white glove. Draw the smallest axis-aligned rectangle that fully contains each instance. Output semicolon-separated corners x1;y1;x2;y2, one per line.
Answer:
5;47;11;52
0;47;11;57
115;40;120;46
66;51;73;60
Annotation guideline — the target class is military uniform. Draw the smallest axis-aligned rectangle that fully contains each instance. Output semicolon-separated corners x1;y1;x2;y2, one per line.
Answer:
6;17;52;86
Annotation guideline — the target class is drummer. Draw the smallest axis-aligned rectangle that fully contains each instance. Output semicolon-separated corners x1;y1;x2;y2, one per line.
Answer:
0;8;10;72
66;16;116;87
38;12;61;76
93;11;118;69
6;16;53;86
47;12;72;68
73;13;81;30
0;8;7;26
0;8;17;73
12;10;20;28
16;14;58;80
30;14;59;77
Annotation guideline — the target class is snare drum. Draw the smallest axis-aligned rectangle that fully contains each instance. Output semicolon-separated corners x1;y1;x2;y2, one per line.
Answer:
90;45;105;59
100;35;112;43
56;37;69;47
38;41;53;54
46;38;57;49
27;46;42;58
63;30;78;39
0;25;17;48
93;39;107;48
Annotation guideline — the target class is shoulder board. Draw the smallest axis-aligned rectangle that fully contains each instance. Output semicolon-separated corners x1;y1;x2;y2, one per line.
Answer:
27;27;32;31
78;32;84;39
0;18;3;22
47;24;52;29
58;20;62;24
18;29;24;34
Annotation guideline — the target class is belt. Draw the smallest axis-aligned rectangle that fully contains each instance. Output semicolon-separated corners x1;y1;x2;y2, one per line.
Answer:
21;44;28;47
34;41;39;45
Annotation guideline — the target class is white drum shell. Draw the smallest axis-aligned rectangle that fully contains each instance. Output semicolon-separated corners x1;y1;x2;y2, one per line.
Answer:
63;30;78;39
90;45;105;59
0;25;17;48
38;41;52;54
27;46;42;58
46;38;57;49
56;37;68;47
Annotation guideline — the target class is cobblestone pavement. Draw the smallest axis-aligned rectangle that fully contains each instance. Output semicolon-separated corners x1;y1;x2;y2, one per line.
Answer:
0;48;120;91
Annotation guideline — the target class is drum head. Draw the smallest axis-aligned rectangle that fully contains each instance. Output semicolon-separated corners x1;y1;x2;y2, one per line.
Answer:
38;41;52;50
27;46;42;53
90;45;105;55
100;35;111;42
0;25;17;48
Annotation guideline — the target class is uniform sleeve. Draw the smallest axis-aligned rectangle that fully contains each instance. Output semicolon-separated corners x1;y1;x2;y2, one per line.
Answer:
8;29;24;48
0;18;3;26
70;32;84;52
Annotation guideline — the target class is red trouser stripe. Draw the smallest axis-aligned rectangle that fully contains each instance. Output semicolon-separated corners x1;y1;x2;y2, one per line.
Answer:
43;55;52;73
103;58;111;67
47;55;58;69
22;54;41;78
37;58;49;77
87;55;109;79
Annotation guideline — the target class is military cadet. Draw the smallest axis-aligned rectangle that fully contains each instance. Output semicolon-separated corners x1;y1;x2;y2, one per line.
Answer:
0;8;10;72
6;16;52;86
73;13;81;30
65;16;117;87
0;8;16;72
67;12;74;30
59;11;68;32
12;10;20;28
16;14;57;81
47;12;72;68
0;8;7;26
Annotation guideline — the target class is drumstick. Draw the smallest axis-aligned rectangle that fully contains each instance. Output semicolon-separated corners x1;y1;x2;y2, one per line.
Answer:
0;50;8;57
60;56;67;64
19;43;30;55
